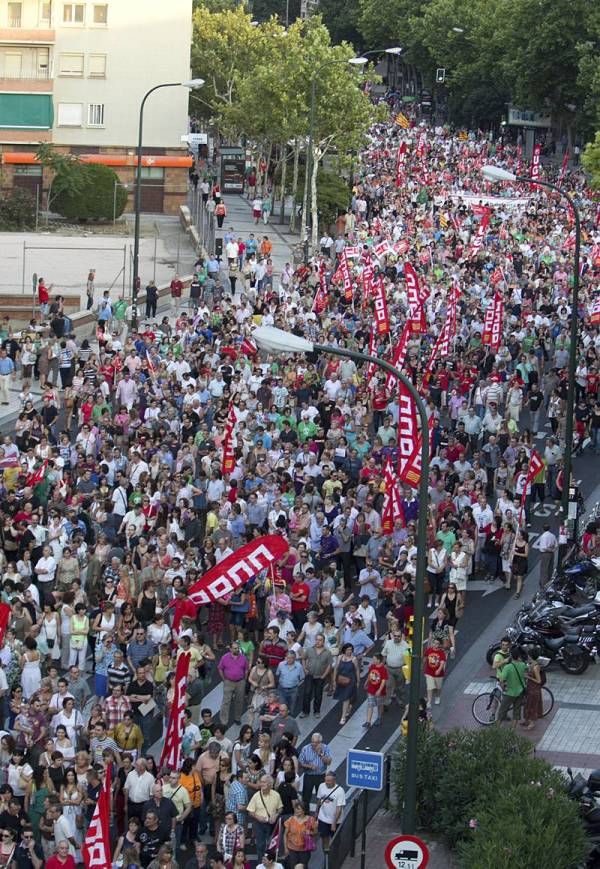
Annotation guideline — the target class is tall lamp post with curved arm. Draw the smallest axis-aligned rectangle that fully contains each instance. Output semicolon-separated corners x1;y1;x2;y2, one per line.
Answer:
482;164;581;555
252;325;430;834
302;56;368;261
131;78;204;330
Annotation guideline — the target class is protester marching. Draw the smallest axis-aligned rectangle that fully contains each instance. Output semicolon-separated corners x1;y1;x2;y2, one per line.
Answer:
0;97;598;869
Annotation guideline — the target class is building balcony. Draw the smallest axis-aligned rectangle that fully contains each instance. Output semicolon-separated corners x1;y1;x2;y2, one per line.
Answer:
0;74;52;91
0;28;55;44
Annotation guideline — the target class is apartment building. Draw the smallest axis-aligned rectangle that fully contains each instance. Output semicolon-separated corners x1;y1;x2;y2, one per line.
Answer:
0;0;194;213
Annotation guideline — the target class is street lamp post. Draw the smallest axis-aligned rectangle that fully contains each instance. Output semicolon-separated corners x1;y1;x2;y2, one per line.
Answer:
302;56;368;262
131;78;204;330
252;325;430;834
482;164;581;554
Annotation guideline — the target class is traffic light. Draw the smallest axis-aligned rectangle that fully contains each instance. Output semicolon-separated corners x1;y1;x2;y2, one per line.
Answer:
436;68;446;83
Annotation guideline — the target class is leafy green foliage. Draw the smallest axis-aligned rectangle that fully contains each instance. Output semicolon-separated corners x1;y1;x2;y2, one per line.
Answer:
52;163;126;221
582;132;600;189
356;0;600;134
295;167;349;230
0;187;35;230
392;725;587;868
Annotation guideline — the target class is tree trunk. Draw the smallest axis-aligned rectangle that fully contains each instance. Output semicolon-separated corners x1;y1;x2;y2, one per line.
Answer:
279;145;288;225
290;139;300;233
310;148;319;252
300;140;310;242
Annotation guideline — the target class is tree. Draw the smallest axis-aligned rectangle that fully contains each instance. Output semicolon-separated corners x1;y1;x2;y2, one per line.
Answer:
52;163;126;221
393;725;587;868
35;143;85;216
0;188;35;230
582;131;600;189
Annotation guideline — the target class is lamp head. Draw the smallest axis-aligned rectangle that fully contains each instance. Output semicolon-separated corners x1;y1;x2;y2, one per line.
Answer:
482;165;517;183
253;326;314;356
349;57;369;66
181;78;205;89
385;46;403;55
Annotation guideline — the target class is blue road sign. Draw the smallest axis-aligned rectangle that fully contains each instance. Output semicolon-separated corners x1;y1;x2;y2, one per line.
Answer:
347;748;385;791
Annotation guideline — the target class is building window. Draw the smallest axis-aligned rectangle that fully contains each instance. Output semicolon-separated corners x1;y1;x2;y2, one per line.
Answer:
88;54;106;78
87;103;104;127
15;165;43;176
92;4;108;24
3;52;23;78
8;2;22;27
39;1;52;25
57;102;83;126
58;53;84;76
62;3;84;23
140;167;165;180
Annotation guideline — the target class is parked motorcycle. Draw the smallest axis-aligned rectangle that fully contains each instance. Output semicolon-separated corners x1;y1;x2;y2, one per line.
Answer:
486;624;590;673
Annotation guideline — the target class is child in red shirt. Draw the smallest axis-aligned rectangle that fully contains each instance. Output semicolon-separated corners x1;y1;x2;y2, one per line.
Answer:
363;653;388;728
424;638;447;708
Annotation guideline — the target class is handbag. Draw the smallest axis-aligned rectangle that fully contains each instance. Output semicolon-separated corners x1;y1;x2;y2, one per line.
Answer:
336;673;351;686
304;830;316;851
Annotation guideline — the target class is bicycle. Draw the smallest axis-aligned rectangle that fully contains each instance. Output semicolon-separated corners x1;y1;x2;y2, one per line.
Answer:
471;677;554;725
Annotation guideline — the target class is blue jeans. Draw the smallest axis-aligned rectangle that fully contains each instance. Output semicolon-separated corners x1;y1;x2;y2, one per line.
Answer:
253;819;274;863
278;685;299;714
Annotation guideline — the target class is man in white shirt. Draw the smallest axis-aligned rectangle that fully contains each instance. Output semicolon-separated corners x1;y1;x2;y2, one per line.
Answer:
317;771;346;849
119;505;146;537
538;524;558;587
124;758;155;816
35;545;57;590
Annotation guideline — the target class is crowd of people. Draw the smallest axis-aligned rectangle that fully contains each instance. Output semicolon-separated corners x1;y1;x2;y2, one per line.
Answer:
0;100;598;869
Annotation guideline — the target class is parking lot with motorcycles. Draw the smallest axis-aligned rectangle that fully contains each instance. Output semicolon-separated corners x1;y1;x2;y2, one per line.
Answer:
436;447;600;774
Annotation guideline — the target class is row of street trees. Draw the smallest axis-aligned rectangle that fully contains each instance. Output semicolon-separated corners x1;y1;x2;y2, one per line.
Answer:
190;7;384;244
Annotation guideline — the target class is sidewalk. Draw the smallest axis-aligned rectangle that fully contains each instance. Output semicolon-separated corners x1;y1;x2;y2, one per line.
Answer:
340;811;455;869
217;194;300;276
437;474;600;775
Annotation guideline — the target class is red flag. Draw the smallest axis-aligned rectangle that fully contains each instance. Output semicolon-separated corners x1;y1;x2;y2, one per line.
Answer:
159;652;191;771
404;262;426;334
240;336;258;356
339;252;354;303
385;321;412;390
402;416;435;488
382;459;405;534
187;535;290;606
482;291;504;352
519;450;544;525
313;262;328;313
0;604;10;647
221;403;237;476
146;350;156;374
397;381;419;485
82;765;111;869
558;151;569;187
423;320;452;385
467;209;491;259
25;459;48;488
268;818;282;853
372;278;390;336
531;142;541;185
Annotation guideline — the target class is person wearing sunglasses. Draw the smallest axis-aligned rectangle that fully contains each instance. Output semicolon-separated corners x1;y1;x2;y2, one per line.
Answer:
13;826;43;869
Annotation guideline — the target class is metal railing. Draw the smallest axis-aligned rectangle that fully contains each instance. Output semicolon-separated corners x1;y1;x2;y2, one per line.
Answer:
0;68;51;79
323;754;393;869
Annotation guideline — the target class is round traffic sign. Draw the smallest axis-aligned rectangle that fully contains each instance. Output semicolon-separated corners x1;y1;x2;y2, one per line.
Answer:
384;835;429;869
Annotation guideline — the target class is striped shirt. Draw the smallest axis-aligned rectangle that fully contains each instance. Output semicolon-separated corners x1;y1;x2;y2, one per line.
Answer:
298;741;332;774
